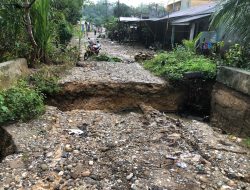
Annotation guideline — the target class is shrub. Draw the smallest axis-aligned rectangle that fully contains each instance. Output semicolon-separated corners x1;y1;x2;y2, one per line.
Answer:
143;47;216;81
29;68;61;97
0;81;45;124
93;54;122;62
223;44;250;70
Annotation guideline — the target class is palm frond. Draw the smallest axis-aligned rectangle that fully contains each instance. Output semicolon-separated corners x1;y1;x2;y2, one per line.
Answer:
211;0;250;44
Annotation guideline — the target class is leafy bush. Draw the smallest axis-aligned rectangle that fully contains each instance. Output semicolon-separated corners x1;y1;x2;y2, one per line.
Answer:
222;44;250;70
243;138;250;149
143;46;216;81
58;21;73;45
0;81;45;124
29;68;61;96
93;54;122;62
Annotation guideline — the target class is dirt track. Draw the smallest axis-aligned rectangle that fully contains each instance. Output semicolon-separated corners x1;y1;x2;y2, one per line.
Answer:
0;36;249;190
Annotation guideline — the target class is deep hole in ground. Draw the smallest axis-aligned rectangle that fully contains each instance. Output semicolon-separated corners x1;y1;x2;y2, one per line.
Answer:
0;127;16;162
47;79;215;120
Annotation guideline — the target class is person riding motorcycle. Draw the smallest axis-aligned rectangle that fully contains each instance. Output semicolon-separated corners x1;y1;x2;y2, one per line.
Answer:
84;38;101;60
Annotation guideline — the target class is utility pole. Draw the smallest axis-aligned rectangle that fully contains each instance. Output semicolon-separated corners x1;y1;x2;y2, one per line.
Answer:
117;0;120;17
103;0;109;21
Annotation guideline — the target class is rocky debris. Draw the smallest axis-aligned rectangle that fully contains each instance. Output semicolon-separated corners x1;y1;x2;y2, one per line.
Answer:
134;52;154;62
49;60;185;112
99;39;154;62
0;36;249;190
0;106;249;190
59;61;164;85
0;127;16;162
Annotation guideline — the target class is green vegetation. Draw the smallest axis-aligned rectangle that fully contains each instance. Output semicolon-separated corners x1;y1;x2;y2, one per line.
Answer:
0;0;83;64
93;54;122;62
30;72;61;97
0;81;45;124
242;138;250;149
83;1;166;27
220;44;250;70
211;0;250;44
143;46;216;81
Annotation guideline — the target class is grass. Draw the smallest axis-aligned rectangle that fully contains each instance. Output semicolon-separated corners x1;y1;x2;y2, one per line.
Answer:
143;46;217;81
242;138;250;148
93;53;122;62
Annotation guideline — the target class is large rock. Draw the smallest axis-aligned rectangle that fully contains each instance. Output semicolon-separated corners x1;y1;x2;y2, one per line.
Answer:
211;83;250;137
0;58;29;90
0;127;16;162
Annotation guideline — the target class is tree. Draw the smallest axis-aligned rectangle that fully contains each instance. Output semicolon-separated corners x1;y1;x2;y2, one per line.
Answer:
113;2;133;17
211;0;250;44
51;0;83;25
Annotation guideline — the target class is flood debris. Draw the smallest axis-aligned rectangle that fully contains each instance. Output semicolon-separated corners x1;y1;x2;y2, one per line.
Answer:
0;105;249;190
0;37;249;190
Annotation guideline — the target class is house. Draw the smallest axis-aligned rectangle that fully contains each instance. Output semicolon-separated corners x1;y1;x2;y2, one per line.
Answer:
119;3;220;48
167;0;214;12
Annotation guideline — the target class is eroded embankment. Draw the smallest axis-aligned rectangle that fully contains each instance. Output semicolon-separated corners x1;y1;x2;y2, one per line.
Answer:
48;62;214;117
0;127;16;162
49;81;184;113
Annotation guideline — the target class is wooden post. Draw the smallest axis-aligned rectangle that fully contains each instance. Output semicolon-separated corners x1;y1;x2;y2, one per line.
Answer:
171;25;175;48
189;23;195;40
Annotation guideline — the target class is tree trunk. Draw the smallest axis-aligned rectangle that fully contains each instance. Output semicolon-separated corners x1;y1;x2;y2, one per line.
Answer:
24;0;37;62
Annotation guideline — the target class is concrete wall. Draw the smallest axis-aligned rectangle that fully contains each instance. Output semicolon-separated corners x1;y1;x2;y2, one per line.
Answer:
0;59;29;90
211;67;250;137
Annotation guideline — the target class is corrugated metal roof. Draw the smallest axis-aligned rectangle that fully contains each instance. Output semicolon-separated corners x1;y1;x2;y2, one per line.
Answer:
167;0;182;5
156;2;216;21
119;17;158;22
171;13;211;25
119;17;142;22
119;3;217;23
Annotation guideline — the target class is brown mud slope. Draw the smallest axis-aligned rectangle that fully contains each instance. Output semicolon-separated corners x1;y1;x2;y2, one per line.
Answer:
49;62;185;112
49;62;214;116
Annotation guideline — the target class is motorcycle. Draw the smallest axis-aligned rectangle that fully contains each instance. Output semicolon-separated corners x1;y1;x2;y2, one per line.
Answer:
84;42;101;60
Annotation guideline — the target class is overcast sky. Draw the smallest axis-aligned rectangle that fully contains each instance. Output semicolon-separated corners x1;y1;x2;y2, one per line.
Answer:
93;0;167;7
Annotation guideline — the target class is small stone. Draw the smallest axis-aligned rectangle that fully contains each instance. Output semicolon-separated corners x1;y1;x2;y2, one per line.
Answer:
47;176;55;182
198;176;209;183
131;184;136;190
54;167;61;172
46;152;53;158
66;175;71;180
89;161;94;166
43;183;50;188
70;171;79;179
220;185;232;190
15;176;21;183
22;172;28;179
81;170;91;177
53;184;60;190
40;164;48;171
227;180;236;187
73;150;80;155
67;165;73;170
65;144;73;152
126;173;133;180
58;171;64;176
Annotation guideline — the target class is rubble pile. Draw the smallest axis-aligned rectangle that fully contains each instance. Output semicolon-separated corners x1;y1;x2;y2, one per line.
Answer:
0;105;249;190
134;52;154;62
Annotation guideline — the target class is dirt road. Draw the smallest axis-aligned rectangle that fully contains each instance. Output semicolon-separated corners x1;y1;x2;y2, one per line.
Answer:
0;36;249;190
